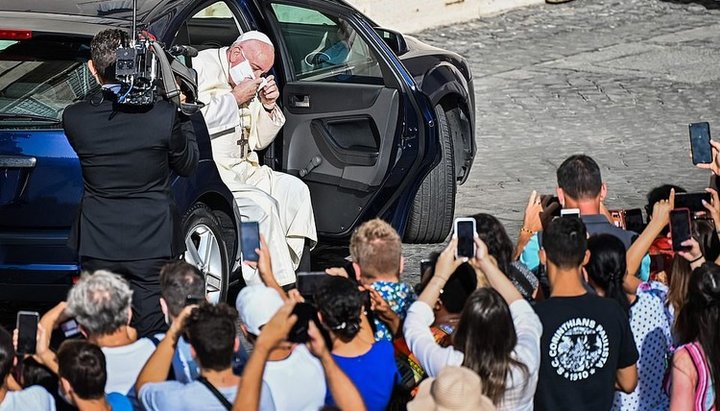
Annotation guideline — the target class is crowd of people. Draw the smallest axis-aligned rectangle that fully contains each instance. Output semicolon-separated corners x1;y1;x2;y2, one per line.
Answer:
3;25;719;411
4;148;720;411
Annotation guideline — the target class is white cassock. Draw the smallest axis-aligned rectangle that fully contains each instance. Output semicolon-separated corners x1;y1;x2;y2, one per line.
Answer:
193;47;317;286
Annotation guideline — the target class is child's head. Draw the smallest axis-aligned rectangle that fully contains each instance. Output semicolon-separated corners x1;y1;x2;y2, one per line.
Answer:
350;218;402;282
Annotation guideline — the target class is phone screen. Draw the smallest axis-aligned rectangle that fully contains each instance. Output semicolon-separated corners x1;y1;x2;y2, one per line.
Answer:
689;122;712;165
296;272;329;299
420;259;432;276
60;319;81;338
456;220;475;258
561;208;581;218
17;311;39;355
624;208;645;233
240;222;260;262
670;209;691;251
675;192;712;213
288;302;317;343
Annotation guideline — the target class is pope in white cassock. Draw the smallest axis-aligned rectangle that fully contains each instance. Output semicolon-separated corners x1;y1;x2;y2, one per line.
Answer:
193;31;317;286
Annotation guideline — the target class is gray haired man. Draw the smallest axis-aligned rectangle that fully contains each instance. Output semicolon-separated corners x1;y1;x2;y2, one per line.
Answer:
36;270;156;398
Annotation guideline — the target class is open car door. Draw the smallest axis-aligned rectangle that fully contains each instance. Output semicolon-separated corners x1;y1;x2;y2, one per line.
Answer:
264;1;414;239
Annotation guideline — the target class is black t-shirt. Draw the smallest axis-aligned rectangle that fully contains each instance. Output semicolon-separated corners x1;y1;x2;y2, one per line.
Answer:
533;293;638;411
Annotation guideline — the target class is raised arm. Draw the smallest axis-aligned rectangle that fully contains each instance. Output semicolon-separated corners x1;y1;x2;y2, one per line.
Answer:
135;305;195;394
417;239;463;308
470;237;523;305
233;301;297;411
625;190;673;293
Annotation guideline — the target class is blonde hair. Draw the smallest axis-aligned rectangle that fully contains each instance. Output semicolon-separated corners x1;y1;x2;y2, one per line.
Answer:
349;218;401;279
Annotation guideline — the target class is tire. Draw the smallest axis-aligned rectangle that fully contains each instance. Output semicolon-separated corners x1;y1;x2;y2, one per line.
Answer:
183;203;229;304
404;105;456;243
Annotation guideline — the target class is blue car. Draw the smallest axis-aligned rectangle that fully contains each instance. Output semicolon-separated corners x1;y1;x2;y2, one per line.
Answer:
0;0;475;302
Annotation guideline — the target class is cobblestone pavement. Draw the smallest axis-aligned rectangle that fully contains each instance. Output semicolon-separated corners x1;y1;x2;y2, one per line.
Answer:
400;0;720;285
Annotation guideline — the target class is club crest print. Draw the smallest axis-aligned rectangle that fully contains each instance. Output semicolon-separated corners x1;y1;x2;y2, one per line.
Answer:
549;318;609;381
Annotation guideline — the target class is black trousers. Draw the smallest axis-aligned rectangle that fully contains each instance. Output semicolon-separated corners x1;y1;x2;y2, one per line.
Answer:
80;256;172;337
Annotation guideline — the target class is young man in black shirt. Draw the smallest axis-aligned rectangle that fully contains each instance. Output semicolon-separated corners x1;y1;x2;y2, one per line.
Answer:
534;217;638;411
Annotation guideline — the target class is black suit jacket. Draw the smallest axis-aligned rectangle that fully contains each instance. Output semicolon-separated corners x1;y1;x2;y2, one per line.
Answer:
63;90;199;261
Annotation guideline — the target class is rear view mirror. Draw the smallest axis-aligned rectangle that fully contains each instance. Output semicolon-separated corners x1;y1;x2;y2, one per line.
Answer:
375;28;408;56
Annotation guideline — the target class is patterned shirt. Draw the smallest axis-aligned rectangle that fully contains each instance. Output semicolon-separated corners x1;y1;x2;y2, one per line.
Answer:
613;282;673;411
371;281;416;341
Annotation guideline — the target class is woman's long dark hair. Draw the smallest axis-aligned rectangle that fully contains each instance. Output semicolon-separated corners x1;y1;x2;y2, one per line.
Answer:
471;213;514;275
667;219;720;314
585;234;631;315
674;262;720;409
452;288;528;405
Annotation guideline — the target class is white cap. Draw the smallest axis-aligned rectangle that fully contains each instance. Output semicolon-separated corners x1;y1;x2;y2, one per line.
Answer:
235;285;284;335
233;31;273;47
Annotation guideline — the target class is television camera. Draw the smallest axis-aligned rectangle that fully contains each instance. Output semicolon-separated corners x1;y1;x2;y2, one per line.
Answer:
113;0;203;115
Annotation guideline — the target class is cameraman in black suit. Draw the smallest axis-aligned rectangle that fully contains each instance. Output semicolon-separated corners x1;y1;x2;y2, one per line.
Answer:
62;29;199;337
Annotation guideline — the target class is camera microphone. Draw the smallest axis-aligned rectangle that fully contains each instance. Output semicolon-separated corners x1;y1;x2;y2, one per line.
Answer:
299;156;322;178
169;45;199;58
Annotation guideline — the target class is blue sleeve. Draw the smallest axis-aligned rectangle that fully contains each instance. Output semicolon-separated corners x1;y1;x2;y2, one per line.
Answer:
636;253;651;282
520;233;540;271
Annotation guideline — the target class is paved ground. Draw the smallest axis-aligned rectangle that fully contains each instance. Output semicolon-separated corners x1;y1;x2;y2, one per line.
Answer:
400;0;720;285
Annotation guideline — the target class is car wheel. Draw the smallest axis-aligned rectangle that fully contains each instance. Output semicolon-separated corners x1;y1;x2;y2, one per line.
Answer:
183;203;229;304
404;105;456;243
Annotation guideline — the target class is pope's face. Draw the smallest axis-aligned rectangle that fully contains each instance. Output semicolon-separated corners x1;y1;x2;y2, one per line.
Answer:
229;42;274;77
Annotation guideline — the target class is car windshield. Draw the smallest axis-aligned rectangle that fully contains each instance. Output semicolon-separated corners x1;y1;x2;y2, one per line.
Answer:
0;37;96;128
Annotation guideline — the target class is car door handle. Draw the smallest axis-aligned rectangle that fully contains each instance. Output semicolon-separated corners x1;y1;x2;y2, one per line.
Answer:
289;94;310;108
0;155;37;168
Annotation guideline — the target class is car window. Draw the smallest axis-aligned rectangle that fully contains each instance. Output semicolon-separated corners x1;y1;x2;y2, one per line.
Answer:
173;1;241;53
270;3;383;84
0;37;94;128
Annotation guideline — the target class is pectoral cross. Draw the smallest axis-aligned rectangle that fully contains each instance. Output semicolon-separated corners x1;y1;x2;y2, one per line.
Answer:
237;126;251;159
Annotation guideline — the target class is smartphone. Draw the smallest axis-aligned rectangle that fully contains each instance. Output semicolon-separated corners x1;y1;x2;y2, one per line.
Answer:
288;302;317;343
675;192;712;213
420;259;433;276
624;208;645;233
16;311;39;355
609;209;625;228
670;208;692;251
560;208;581;218
689;122;712;165
60;319;81;338
454;218;476;258
296;271;329;299
542;195;562;217
240;221;260;263
185;294;205;306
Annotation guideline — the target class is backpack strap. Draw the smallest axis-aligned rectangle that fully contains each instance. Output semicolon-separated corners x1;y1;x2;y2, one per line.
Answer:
197;376;233;410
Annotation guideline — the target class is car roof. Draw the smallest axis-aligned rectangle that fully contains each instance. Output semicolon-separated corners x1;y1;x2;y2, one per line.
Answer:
0;0;191;19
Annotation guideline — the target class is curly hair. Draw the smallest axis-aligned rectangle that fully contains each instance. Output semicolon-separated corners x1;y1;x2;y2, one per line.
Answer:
315;276;364;342
183;302;238;371
66;270;133;336
90;29;127;82
349;218;402;279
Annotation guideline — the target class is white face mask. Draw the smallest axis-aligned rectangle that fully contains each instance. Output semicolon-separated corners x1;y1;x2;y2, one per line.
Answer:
229;59;255;84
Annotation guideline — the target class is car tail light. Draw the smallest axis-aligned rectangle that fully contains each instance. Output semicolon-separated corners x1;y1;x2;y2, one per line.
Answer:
0;30;32;40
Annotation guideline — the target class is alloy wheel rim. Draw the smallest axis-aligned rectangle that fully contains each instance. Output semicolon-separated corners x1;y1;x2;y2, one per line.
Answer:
184;223;224;304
